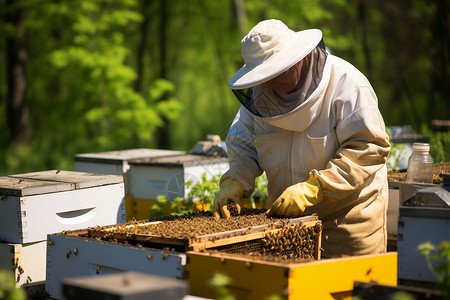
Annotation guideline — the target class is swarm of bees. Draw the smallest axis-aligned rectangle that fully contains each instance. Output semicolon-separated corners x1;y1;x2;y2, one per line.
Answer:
90;209;274;240
88;209;322;262
261;222;322;260
226;199;240;216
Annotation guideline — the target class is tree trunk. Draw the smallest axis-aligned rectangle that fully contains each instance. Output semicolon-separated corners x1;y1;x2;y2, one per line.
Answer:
6;0;29;146
155;0;170;149
232;0;247;35
357;0;373;82
430;0;449;119
135;0;150;94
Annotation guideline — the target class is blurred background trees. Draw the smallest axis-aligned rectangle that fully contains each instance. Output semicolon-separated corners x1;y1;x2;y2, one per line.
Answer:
0;0;449;175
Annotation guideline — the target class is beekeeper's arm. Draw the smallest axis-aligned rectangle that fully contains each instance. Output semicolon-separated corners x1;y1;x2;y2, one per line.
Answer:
268;87;391;217
213;107;263;218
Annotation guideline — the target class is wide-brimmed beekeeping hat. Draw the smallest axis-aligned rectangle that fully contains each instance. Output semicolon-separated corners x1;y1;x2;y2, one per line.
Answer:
228;19;323;89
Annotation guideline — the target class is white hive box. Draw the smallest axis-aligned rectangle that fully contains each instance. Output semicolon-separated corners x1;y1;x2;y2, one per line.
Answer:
74;148;185;195
128;154;229;201
0;241;47;287
46;231;186;300
0;170;126;244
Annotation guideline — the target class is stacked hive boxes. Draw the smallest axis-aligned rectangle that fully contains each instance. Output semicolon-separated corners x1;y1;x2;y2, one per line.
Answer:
74;148;229;220
0;170;126;287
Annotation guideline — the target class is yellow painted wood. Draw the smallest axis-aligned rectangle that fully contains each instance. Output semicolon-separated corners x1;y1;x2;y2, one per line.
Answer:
186;252;397;300
288;252;397;299
125;196;210;221
187;253;288;299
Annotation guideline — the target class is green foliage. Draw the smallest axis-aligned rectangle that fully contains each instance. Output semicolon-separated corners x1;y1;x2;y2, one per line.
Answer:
150;174;221;218
420;125;450;163
149;173;269;218
0;270;25;300
248;174;269;209
418;241;450;298
0;1;448;177
387;142;407;171
186;173;221;210
209;273;234;300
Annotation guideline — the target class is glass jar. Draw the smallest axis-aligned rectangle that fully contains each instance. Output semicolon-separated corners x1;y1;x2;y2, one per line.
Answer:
406;143;434;183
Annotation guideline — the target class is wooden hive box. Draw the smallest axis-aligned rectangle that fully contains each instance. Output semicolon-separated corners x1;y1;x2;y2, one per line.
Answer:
74;148;185;196
0;170;125;244
186;251;398;300
46;230;186;300
0;170;125;288
46;213;321;300
126;154;229;220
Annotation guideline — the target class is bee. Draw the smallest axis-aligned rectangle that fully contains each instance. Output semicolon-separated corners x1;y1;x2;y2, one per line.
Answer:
96;266;100;274
147;254;152;260
11;257;19;269
56;170;61;174
73;249;78;256
66;251;71;259
0;195;7;201
18;179;23;184
162;252;168;260
16;273;21;283
18;266;24;274
27;276;32;282
48;240;54;246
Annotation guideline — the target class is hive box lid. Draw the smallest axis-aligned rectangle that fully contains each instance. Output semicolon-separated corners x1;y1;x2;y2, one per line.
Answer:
0;170;123;196
74;148;185;164
128;154;228;168
63;272;187;300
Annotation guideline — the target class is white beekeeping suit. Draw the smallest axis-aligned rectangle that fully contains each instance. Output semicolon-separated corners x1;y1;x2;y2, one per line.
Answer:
213;19;391;257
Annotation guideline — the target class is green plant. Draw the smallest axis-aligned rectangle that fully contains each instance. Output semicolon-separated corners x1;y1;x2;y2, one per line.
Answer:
248;174;268;209
149;172;269;218
421;125;450;163
418;241;450;299
209;273;234;300
387;141;407;171
0;270;25;300
186;174;221;211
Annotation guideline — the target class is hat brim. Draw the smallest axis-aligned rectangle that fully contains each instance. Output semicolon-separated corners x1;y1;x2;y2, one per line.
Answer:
228;29;322;89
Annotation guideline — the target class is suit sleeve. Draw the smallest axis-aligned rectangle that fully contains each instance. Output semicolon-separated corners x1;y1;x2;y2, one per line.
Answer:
311;87;391;201
220;107;264;198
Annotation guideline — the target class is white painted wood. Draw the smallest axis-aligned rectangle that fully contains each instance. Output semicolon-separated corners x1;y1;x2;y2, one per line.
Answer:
0;241;47;287
46;233;186;300
0;183;125;244
128;155;229;201
0;176;74;196
74;148;185;196
9;170;123;190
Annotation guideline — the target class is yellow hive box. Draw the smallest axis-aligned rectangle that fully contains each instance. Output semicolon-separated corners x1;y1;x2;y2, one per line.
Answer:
186;251;397;300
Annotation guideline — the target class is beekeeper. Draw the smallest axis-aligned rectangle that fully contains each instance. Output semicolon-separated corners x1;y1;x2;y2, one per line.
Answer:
212;19;391;258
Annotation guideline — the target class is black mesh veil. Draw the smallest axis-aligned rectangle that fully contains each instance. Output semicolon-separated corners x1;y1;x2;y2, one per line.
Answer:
232;39;328;119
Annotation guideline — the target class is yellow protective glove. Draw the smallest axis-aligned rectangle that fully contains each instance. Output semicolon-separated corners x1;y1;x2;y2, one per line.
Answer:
267;175;322;217
212;180;244;219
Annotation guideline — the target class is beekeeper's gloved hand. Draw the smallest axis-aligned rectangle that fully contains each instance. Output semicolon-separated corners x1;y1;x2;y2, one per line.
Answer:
267;175;322;217
212;180;244;219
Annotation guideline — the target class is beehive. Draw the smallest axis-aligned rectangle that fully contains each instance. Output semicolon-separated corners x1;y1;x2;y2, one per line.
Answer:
46;211;321;300
0;170;125;244
0;170;125;288
45;230;186;300
87;211;321;259
0;241;47;286
186;251;398;300
74;148;185;196
126;155;229;220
